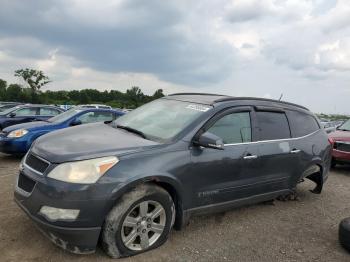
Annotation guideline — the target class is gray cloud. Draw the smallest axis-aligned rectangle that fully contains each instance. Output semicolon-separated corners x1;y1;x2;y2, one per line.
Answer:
1;0;350;114
0;0;234;86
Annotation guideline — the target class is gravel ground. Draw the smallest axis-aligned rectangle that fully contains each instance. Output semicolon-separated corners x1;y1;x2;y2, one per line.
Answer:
1;153;350;262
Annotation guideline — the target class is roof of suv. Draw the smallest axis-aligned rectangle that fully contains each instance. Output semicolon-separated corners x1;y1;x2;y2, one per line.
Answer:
167;93;309;111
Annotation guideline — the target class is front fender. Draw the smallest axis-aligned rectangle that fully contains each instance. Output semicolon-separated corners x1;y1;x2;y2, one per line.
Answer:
109;174;184;203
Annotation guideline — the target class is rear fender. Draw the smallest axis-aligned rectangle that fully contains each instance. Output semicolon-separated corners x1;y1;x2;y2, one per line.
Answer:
301;161;323;194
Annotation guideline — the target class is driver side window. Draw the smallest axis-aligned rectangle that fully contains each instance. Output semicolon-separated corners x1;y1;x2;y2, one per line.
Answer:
207;112;252;144
14;108;37;116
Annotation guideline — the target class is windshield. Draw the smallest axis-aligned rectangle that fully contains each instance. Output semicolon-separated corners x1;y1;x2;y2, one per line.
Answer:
48;108;82;123
0;106;19;116
115;99;212;141
338;120;350;131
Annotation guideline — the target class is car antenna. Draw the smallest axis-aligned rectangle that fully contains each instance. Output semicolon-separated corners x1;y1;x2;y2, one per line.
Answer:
278;93;283;101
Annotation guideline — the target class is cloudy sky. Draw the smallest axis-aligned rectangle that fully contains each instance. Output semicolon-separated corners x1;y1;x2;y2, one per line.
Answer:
0;0;349;113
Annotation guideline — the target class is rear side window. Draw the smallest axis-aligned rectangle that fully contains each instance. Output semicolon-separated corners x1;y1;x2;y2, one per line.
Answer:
287;111;320;137
207;112;252;144
256;111;291;140
39;107;61;116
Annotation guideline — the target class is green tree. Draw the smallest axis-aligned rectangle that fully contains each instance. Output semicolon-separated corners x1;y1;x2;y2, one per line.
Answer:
80;91;91;104
152;89;164;99
0;79;7;100
6;84;22;101
126;86;144;107
14;68;51;93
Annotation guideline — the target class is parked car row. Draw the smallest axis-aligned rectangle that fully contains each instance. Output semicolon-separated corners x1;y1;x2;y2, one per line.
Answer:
321;120;344;134
0;103;124;154
0;104;64;130
12;93;332;258
0;107;124;154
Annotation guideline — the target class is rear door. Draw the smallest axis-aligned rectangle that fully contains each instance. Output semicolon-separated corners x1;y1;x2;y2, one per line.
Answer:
255;108;299;191
286;110;322;185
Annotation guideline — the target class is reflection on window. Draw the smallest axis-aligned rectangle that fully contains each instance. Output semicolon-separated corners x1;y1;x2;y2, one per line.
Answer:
207;112;252;144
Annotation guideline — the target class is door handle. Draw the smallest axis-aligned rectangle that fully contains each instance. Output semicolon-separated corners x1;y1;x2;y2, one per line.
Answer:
243;154;258;160
290;149;301;154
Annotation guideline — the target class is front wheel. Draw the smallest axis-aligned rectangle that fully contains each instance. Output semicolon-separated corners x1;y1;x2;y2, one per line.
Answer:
102;184;175;258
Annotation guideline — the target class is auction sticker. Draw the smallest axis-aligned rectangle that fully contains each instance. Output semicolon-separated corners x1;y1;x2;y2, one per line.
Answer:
186;104;211;112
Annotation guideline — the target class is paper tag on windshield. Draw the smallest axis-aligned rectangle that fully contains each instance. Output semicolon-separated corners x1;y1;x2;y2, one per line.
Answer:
186;104;210;112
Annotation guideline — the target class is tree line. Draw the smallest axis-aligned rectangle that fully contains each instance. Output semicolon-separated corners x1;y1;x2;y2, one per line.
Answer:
0;69;164;108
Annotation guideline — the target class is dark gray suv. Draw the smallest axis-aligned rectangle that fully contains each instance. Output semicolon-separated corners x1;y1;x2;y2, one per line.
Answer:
14;93;332;258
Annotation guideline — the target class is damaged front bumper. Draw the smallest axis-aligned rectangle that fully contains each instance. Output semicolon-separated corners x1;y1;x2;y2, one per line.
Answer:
15;197;100;254
12;165;118;255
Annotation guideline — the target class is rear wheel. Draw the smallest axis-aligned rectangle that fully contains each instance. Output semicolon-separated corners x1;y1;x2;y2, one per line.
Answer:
102;184;175;258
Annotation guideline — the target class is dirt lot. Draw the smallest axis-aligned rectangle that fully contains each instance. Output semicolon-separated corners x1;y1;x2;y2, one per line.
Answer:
1;153;350;262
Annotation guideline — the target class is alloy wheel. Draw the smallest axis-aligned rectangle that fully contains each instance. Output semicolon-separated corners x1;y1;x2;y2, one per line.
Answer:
121;200;166;251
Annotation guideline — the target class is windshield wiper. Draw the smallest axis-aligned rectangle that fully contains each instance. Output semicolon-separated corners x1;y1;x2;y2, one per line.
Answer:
117;125;147;139
338;128;350;131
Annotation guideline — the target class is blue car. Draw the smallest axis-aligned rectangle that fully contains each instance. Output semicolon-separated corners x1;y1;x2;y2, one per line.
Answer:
0;107;124;154
0;104;64;130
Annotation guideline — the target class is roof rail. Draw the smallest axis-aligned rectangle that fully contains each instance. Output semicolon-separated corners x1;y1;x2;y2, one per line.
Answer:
214;97;309;111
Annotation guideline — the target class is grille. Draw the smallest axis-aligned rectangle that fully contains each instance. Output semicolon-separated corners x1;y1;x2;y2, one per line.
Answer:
18;173;36;193
25;153;50;174
334;142;350;153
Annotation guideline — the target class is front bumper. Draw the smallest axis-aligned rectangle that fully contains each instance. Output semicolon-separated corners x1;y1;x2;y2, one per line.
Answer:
14;165;119;254
0;136;28;154
15;198;100;254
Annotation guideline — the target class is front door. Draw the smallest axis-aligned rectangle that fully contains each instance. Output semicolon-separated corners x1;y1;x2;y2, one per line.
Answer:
189;107;261;208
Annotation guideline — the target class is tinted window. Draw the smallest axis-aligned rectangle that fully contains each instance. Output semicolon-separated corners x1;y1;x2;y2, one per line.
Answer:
256;111;290;140
287;111;320;137
207;112;251;144
14;108;37;116
39;107;61;116
77;111;114;124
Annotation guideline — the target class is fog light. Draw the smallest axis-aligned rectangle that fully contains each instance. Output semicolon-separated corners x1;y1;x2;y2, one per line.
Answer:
39;206;80;221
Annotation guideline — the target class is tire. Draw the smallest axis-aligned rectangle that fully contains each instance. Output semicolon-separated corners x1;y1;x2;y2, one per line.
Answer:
339;217;350;252
101;184;175;258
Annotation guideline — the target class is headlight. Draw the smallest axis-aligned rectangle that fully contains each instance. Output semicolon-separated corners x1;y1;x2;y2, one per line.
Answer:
47;156;119;184
7;129;28;138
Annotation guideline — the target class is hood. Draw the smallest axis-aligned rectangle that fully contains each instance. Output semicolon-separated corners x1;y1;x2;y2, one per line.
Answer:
3;121;55;132
32;122;160;163
328;130;350;141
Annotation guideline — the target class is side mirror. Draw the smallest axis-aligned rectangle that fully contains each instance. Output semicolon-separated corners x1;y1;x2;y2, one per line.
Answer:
8;112;16;118
70;119;82;126
195;132;224;150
